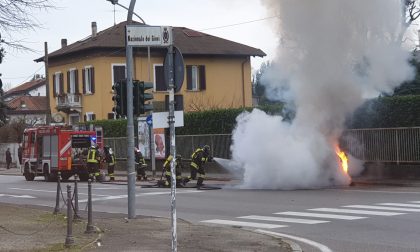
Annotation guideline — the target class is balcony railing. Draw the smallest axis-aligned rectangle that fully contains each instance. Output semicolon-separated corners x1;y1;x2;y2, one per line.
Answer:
56;93;82;112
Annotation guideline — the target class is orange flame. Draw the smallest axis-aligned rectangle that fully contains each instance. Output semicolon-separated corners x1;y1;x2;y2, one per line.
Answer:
335;147;348;174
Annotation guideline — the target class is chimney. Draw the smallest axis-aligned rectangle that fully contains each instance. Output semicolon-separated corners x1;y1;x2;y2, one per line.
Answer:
92;22;97;37
61;38;67;48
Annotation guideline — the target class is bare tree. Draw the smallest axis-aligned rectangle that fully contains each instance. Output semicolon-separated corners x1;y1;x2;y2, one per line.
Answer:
0;0;53;126
399;0;420;43
0;0;53;51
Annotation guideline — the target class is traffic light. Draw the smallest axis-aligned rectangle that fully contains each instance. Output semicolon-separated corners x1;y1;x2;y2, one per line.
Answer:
139;81;154;114
133;80;153;116
133;81;141;116
112;80;127;117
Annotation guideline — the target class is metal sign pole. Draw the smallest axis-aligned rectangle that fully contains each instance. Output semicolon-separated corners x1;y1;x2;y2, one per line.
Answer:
168;43;177;252
126;0;137;220
126;44;136;219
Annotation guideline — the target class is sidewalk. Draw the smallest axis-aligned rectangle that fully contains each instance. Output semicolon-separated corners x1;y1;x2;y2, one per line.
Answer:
0;167;295;251
0;203;294;252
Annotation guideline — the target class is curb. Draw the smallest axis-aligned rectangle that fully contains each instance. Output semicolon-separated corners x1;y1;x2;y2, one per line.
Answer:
252;229;303;252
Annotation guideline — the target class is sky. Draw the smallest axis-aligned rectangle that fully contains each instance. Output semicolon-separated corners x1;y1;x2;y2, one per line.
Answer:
0;0;277;90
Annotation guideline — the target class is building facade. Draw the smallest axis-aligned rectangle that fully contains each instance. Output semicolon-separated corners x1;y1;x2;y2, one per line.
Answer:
36;21;265;124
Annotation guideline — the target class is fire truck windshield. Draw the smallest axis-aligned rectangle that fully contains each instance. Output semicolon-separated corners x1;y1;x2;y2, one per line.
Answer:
72;135;91;148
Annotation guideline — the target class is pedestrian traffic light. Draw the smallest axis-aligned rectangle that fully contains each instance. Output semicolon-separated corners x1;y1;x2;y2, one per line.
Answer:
112;80;127;117
139;81;154;114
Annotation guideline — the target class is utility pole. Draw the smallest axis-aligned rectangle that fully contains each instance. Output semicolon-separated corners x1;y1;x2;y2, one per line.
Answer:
44;42;51;125
168;43;177;252
126;0;136;219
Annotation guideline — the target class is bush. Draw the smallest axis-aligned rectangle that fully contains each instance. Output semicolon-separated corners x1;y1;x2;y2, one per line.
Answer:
349;95;420;128
81;119;127;137
85;104;286;137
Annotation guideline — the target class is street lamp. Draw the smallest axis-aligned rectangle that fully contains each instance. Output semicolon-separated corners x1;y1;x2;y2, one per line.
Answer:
106;0;146;24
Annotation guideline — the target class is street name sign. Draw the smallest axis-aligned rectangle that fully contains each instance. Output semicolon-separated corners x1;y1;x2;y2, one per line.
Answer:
126;25;173;47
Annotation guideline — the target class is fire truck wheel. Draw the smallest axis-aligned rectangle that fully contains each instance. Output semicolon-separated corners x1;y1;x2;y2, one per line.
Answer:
24;173;35;181
24;164;35;181
43;164;55;182
79;174;89;182
61;173;71;182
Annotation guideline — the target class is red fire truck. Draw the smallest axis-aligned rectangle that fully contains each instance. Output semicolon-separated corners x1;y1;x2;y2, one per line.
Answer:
21;125;104;182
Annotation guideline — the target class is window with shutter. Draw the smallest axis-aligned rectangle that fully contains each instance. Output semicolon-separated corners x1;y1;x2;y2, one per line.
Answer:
59;73;64;95
53;74;57;97
53;72;63;96
113;65;126;85
85;112;95;121
186;65;206;91
68;69;77;94
83;66;94;94
154;64;166;91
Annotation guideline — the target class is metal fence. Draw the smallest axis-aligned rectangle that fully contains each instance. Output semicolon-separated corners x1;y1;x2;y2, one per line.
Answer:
104;134;232;160
341;127;420;163
105;127;420;163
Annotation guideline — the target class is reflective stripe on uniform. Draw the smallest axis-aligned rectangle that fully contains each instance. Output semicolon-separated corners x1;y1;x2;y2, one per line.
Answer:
191;162;199;169
87;149;99;163
191;148;203;159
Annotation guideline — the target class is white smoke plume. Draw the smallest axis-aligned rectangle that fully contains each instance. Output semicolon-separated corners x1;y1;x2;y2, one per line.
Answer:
230;0;414;189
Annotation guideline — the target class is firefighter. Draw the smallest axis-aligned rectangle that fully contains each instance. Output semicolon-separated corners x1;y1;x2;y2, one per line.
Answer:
183;145;212;187
103;146;116;181
87;145;101;181
163;154;183;187
135;148;147;181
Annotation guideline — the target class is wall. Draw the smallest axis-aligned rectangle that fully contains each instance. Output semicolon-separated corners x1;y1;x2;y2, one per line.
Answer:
48;54;253;122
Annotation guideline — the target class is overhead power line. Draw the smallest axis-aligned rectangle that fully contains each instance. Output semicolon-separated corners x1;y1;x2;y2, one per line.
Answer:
199;15;279;31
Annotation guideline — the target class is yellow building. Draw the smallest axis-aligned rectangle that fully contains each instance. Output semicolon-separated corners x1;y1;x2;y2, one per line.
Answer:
35;21;265;124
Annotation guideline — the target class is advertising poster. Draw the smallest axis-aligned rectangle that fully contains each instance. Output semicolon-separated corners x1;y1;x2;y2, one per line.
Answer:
154;128;165;159
137;118;150;158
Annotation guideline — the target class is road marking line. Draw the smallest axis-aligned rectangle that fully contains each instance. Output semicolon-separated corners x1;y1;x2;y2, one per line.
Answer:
255;229;333;252
201;219;287;229
343;205;420;212
79;190;202;203
77;186;122;190
310;208;404;216
238;215;329;224
275;211;366;220
9;188;110;197
378;203;420;208
0;194;36;199
409;201;420;204
341;189;420;194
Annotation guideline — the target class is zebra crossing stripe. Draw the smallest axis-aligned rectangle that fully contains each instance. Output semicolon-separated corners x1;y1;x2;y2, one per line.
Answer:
238;215;330;224
200;219;287;229
274;211;366;220
378;203;420;208
309;208;404;216
343;205;420;212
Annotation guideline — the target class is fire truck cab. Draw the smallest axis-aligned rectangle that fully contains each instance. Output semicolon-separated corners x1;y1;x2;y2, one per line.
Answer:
21;125;103;182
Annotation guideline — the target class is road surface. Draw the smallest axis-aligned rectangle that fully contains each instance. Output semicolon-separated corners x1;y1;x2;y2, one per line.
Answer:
1;175;420;252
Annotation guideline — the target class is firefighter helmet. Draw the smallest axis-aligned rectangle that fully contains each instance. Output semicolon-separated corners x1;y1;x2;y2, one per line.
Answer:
203;145;210;152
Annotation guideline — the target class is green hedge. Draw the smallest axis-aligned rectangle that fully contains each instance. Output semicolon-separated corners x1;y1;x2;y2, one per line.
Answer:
350;95;420;128
83;104;284;137
81;119;127;137
176;104;283;135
